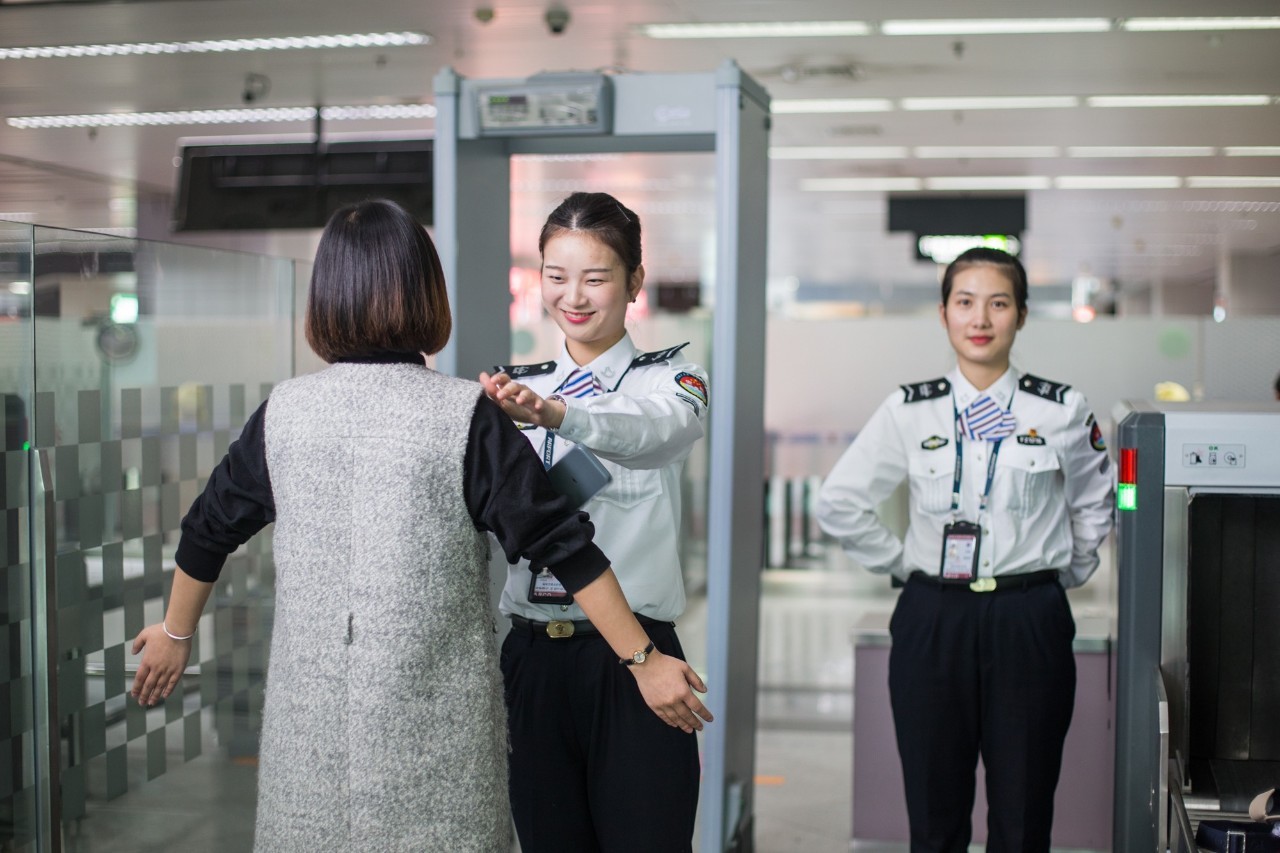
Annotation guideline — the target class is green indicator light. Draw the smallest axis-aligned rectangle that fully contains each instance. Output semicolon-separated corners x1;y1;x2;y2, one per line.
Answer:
22;441;30;451
1118;483;1138;511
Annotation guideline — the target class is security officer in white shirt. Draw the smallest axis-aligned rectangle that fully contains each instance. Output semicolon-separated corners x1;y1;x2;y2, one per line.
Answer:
817;248;1114;853
480;192;711;853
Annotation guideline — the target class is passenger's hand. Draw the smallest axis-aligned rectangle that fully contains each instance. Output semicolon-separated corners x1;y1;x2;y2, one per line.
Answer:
130;624;192;707
479;371;566;429
628;649;714;733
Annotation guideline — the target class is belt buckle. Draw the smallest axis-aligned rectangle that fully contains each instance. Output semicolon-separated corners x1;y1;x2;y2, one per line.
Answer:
546;620;575;639
969;577;998;593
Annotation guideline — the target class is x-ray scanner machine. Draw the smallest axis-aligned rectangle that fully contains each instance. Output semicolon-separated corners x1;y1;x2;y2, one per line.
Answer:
1114;403;1280;852
432;63;771;853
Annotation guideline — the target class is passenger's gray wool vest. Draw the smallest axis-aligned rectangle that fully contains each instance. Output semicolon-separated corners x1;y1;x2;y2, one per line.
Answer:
253;363;508;852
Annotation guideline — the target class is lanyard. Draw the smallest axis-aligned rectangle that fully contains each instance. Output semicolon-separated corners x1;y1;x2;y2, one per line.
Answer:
949;395;1011;517
537;367;625;470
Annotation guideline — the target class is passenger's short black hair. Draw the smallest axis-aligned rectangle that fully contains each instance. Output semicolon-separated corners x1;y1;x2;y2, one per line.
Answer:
305;199;451;362
941;247;1029;314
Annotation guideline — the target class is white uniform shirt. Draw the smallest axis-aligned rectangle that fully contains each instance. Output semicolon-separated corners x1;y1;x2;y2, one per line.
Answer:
816;366;1114;588
497;332;708;621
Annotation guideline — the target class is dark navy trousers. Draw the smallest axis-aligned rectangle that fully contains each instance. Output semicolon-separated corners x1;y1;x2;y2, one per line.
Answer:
888;574;1077;853
501;619;700;853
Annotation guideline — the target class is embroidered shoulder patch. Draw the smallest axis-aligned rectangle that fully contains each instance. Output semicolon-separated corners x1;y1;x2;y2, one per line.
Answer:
1090;421;1107;452
630;342;691;369
920;435;949;450
1018;374;1070;404
901;378;950;404
492;360;556;378
675;372;708;407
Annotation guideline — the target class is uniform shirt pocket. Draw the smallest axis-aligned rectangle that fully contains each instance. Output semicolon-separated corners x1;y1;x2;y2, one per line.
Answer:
907;451;954;515
593;460;663;510
999;445;1062;516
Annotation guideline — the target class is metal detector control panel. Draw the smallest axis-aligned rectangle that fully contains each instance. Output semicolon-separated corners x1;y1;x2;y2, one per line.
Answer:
475;73;612;136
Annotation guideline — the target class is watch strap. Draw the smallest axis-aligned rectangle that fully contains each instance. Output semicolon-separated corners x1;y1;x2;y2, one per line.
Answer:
620;640;655;666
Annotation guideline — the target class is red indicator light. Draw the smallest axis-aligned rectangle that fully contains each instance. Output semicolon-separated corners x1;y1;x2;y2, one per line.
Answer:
1120;448;1137;485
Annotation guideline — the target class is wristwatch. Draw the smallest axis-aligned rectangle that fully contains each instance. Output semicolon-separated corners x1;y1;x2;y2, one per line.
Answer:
620;640;655;666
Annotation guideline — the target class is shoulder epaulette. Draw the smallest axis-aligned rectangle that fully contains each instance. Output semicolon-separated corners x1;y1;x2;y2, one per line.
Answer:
492;360;556;378
900;377;950;403
1018;374;1071;404
629;342;690;369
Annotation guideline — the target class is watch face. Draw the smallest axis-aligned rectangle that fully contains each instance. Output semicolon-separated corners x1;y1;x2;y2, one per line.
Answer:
632;650;646;664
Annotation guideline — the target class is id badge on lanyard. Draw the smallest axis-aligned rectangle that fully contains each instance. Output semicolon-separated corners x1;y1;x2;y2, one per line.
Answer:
939;401;1004;582
528;567;573;605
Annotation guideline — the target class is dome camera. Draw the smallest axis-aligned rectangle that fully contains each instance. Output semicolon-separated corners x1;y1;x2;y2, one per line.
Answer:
544;5;570;35
242;72;270;105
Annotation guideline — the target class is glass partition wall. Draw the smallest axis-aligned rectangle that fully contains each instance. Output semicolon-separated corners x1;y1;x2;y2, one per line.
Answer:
2;221;300;852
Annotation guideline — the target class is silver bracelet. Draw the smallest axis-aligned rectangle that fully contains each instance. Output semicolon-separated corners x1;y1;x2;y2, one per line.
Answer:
163;621;195;641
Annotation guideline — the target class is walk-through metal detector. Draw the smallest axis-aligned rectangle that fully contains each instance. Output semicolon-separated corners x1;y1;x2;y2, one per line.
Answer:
1114;403;1280;853
433;62;770;852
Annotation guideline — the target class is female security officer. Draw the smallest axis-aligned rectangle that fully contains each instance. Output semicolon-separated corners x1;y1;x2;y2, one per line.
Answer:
817;247;1113;853
480;192;712;853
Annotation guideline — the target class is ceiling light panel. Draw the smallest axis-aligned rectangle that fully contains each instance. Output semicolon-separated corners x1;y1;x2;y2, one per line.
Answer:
1087;95;1272;107
1121;17;1280;32
915;146;1060;158
639;21;869;39
1067;146;1216;157
1185;176;1280;188
0;32;430;60
901;96;1079;111
1224;147;1280;156
924;176;1052;191
7;104;437;129
772;98;894;114
800;177;923;192
770;146;909;159
882;18;1111;36
1055;176;1182;189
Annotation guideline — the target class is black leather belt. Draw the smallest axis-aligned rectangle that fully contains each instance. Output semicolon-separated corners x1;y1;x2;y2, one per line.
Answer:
909;569;1061;593
1195;819;1280;853
509;612;671;639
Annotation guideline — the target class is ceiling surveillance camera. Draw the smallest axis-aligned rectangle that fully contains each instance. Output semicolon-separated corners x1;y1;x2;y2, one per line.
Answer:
242;72;270;105
544;6;570;35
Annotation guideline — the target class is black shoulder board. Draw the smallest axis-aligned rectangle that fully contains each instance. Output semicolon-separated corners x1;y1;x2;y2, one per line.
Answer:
900;377;950;404
629;342;690;369
492;360;556;378
1018;374;1071;404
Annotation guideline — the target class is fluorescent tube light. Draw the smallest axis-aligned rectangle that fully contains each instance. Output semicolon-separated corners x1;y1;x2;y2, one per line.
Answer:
7;104;437;129
639;21;870;39
1121;17;1280;32
800;177;923;192
1185;176;1280;188
915;146;1060;158
1067;146;1216;157
1087;95;1272;107
1223;147;1280;156
770;146;909;160
0;212;37;222
882;18;1111;36
924;176;1052;191
902;96;1079;111
772;98;894;114
1055;176;1182;189
0;32;430;60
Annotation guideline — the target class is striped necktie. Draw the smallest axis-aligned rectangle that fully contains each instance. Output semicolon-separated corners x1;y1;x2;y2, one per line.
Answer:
561;368;602;399
960;394;1017;441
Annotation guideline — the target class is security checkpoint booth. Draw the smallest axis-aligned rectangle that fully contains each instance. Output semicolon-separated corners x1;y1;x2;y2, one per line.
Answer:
431;63;770;852
1114;403;1280;852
